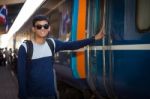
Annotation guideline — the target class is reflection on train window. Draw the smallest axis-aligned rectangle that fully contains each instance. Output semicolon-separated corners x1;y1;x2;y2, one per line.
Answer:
49;1;72;66
87;0;102;36
49;1;72;41
136;0;150;32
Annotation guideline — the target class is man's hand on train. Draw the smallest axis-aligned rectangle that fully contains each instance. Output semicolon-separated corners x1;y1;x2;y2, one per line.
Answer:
94;29;105;40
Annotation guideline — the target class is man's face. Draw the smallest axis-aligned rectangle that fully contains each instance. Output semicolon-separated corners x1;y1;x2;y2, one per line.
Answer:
32;20;50;38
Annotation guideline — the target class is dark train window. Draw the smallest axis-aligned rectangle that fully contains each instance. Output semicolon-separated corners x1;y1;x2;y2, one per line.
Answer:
49;1;72;66
87;0;102;36
136;0;150;32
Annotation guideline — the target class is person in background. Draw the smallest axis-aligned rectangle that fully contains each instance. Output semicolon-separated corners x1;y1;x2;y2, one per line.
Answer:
17;15;104;99
4;47;9;65
0;49;4;66
8;48;13;65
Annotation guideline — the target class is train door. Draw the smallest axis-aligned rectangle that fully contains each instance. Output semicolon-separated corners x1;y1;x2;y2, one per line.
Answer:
86;0;115;98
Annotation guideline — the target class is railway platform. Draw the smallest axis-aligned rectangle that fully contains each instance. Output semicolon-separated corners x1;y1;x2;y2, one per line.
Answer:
0;66;18;99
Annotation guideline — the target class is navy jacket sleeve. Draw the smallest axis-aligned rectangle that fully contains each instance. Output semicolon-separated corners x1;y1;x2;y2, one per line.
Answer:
55;37;95;52
17;45;27;99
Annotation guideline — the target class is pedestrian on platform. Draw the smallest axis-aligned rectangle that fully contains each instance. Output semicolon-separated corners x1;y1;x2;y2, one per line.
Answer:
17;15;104;99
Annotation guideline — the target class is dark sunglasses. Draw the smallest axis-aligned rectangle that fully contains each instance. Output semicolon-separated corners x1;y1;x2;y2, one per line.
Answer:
35;24;49;30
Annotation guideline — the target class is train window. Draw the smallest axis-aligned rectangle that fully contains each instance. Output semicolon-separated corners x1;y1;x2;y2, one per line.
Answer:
136;0;150;32
49;9;61;38
49;1;72;41
49;1;72;66
87;0;102;36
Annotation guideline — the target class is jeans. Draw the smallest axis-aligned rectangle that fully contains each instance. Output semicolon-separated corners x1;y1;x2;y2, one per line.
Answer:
27;96;56;99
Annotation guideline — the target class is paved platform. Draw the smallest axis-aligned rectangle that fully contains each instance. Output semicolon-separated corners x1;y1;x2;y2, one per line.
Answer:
0;66;18;99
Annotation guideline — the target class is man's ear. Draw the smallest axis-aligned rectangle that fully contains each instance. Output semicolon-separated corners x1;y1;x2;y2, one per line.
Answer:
48;26;51;31
32;27;35;32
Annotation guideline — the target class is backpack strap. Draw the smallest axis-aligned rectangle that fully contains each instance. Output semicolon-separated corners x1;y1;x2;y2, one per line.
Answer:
23;40;33;61
46;38;55;58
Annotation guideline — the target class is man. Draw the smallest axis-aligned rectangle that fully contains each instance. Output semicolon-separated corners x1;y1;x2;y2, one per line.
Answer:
17;15;104;99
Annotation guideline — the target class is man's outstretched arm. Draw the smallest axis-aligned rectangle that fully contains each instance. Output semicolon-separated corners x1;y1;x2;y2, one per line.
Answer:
55;31;104;52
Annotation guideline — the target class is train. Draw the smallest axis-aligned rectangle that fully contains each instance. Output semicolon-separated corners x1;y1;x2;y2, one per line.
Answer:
8;0;150;99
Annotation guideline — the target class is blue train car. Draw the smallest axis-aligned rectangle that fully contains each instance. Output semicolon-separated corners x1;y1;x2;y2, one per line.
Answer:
53;0;150;99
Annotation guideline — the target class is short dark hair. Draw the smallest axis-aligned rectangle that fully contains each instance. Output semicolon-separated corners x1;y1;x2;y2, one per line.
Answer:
32;15;50;27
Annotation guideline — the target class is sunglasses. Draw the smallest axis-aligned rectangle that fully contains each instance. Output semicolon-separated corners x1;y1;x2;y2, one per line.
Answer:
35;24;49;30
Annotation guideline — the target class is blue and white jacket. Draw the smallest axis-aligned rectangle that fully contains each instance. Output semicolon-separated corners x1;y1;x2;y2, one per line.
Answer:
17;38;95;99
